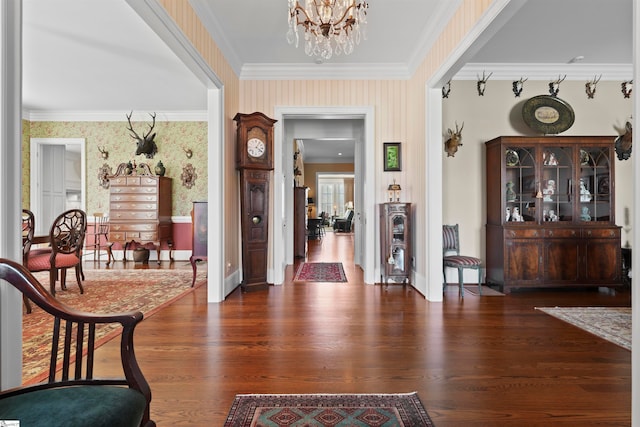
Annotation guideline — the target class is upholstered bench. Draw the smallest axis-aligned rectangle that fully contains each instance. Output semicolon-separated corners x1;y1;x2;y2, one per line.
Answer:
0;258;155;427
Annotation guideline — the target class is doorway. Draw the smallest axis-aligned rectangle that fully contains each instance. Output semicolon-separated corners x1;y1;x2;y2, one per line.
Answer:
273;106;375;286
29;138;86;234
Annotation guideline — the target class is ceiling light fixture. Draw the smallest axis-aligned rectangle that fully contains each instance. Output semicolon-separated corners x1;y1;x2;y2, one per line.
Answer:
287;0;368;60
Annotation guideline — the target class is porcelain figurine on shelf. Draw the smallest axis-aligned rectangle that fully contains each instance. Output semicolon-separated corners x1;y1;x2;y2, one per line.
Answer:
542;179;555;201
505;181;516;202
579;179;592;202
548;209;558;222
581;206;591;221
511;207;523;222
505;207;511;222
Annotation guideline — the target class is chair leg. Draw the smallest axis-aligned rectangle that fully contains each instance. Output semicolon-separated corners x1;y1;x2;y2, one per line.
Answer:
442;266;447;293
75;266;84;294
458;267;464;298
49;269;57;296
477;268;483;296
23;295;32;314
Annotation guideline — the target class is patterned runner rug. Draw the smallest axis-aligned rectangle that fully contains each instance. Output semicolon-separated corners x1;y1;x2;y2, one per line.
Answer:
224;393;434;426
293;262;347;282
535;306;631;350
23;267;205;384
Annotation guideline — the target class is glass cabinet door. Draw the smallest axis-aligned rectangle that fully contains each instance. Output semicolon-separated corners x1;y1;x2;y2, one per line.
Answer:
540;146;573;223
504;146;536;222
578;147;611;222
390;214;406;273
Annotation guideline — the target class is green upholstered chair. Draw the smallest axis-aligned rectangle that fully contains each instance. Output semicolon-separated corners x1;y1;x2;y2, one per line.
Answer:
0;258;155;427
443;224;483;298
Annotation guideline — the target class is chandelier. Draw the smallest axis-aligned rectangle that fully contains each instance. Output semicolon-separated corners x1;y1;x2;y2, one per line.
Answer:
286;0;368;60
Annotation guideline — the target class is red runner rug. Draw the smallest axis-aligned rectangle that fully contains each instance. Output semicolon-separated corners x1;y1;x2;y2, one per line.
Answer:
23;267;205;384
293;262;347;282
224;392;434;426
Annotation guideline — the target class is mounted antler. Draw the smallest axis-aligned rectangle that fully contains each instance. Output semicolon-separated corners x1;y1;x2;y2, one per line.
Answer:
585;74;602;99
98;146;109;159
444;122;464;157
549;74;566;96
126;111;158;159
512;77;528;97
476;71;492;96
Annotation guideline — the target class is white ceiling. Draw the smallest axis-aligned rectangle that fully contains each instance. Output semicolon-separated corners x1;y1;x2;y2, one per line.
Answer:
22;0;632;162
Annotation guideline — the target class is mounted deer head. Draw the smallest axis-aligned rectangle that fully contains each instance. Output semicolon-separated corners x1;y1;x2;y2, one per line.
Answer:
126;111;158;159
615;120;633;161
548;74;566;96
98;146;109;159
476;71;492;96
444;122;464;157
585;74;602;99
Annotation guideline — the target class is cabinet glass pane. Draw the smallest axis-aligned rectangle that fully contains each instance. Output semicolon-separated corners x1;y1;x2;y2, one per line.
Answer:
505;147;536;222
392;215;405;243
541;147;572;222
391;247;405;272
579;147;611;222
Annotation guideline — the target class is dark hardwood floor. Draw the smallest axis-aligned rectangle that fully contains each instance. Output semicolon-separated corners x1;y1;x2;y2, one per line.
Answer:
88;229;631;426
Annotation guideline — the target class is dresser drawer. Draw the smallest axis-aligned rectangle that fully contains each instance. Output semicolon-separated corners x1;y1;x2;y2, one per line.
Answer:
110;211;159;221
110;194;158;203
110;201;158;211
111;186;158;195
544;228;580;238
583;228;620;238
504;228;542;238
109;231;158;242
110;223;157;232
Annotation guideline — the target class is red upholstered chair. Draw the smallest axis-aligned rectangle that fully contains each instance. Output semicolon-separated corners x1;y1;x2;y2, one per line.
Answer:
443;224;483;297
26;209;86;296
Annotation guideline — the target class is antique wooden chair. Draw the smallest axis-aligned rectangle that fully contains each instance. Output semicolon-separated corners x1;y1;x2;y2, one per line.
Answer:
84;212;113;264
443;224;483;297
25;209;86;296
0;258;155;427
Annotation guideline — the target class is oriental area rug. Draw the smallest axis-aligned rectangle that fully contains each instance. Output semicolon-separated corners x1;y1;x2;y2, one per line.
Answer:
293;262;347;282
224;393;434;427
23;267;205;384
535;306;631;350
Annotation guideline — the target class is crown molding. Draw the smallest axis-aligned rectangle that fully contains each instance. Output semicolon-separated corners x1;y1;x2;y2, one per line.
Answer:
24;110;207;122
455;63;633;81
240;62;411;80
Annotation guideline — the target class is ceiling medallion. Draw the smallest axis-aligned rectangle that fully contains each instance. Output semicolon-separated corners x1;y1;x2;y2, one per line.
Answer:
287;0;368;60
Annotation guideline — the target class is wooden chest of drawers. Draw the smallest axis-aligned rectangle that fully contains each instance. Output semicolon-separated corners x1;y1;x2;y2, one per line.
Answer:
109;173;173;262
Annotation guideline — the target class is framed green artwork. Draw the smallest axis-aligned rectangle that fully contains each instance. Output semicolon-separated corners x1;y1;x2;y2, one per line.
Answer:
384;142;401;171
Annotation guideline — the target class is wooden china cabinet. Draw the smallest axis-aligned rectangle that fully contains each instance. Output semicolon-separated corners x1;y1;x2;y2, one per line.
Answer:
379;203;411;285
485;136;622;294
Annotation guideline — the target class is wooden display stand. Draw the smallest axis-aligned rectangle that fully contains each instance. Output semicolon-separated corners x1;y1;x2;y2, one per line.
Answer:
379;203;412;285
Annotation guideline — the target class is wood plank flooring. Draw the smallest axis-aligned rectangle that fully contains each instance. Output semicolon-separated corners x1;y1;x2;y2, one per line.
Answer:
89;230;631;426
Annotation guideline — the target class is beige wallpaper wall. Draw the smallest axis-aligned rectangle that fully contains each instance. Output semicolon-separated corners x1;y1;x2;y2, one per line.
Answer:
23;120;208;217
442;79;634;258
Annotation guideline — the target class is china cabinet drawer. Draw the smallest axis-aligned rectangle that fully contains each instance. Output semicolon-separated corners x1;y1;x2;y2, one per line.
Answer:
110;201;158;211
110;194;158;203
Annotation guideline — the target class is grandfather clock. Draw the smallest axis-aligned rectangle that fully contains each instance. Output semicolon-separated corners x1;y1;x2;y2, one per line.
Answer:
234;112;277;291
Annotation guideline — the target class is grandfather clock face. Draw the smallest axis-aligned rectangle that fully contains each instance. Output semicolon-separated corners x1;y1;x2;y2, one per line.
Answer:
234;112;277;292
